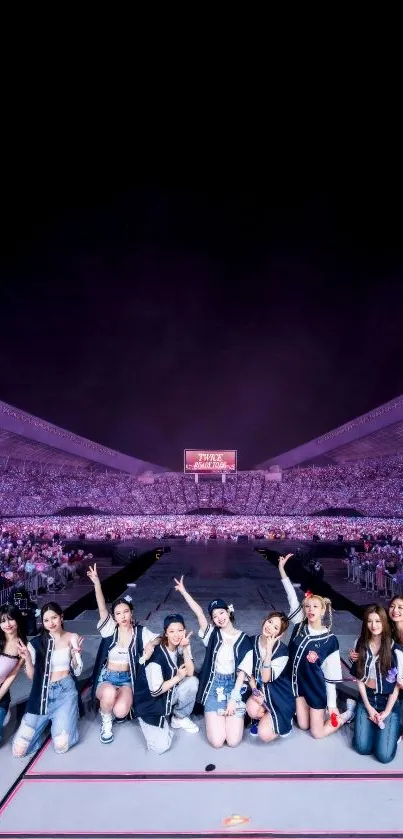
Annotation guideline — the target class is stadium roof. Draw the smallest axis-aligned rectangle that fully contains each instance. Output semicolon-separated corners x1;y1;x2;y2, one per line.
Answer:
257;395;403;469
0;400;166;475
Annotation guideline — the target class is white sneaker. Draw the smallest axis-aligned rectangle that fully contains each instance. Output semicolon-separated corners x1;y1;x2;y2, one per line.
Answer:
171;715;199;734
100;712;114;744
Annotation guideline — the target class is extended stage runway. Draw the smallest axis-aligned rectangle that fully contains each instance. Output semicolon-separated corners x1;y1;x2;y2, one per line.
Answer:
0;541;402;838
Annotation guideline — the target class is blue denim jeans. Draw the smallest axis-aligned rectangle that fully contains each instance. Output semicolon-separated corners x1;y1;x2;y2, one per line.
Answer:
352;691;401;764
13;675;79;756
0;705;8;746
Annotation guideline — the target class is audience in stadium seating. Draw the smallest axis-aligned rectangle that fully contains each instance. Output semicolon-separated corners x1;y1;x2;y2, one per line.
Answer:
0;455;402;604
0;455;402;518
1;514;402;546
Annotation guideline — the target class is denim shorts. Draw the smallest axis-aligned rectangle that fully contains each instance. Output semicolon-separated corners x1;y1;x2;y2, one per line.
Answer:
204;672;246;716
98;668;132;688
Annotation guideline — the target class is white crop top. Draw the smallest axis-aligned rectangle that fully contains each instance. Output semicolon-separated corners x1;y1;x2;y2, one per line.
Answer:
108;644;130;666
50;646;71;673
27;636;83;678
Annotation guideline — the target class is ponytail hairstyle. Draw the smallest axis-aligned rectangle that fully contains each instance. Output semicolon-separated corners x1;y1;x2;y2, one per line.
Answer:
261;611;289;637
298;592;333;636
356;604;392;679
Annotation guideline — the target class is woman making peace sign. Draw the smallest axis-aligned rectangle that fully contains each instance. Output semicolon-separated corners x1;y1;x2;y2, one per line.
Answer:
174;575;253;749
135;613;199;754
87;563;160;744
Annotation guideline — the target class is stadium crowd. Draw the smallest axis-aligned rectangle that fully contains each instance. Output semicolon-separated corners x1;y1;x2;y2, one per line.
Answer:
1;513;403;543
1;456;402;601
0;455;402;518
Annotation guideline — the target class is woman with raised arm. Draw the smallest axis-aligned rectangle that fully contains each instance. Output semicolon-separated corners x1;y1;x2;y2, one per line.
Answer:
278;554;354;738
350;604;402;763
12;602;83;756
135;613;199;754
87;563;160;744
174;575;252;748
246;610;295;742
0;605;26;746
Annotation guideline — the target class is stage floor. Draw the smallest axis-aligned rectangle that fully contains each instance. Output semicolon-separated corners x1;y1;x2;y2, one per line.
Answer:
0;541;401;838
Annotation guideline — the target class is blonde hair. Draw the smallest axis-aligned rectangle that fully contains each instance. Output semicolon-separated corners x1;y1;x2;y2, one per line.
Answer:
301;593;333;634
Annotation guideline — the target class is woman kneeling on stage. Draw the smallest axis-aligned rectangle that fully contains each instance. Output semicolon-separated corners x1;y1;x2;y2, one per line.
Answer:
174;575;253;748
13;602;83;756
350;605;403;764
246;611;295;742
88;563;160;744
279;555;355;738
136;613;199;754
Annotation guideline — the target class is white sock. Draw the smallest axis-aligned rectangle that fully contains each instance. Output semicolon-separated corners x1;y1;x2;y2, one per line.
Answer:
340;698;356;723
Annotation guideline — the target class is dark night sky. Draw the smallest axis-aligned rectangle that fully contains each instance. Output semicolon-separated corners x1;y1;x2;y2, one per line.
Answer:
1;152;403;471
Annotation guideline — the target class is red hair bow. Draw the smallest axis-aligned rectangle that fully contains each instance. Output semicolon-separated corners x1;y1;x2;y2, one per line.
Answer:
304;590;313;598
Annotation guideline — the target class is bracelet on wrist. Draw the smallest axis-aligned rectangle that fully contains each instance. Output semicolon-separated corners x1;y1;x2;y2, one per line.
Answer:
261;664;271;669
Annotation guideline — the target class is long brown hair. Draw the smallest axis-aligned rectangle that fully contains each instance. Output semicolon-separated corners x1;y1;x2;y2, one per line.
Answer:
388;596;403;643
356;604;392;679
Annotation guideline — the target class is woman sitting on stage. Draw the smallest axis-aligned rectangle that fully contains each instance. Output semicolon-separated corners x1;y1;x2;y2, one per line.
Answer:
13;602;83;756
87;563;160;744
174;575;253;748
0;605;26;746
278;555;354;738
136;613;199;754
350;604;402;763
246;609;295;742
